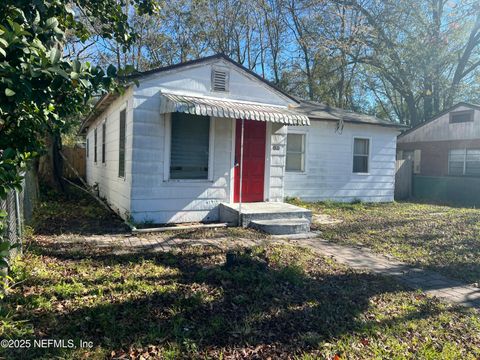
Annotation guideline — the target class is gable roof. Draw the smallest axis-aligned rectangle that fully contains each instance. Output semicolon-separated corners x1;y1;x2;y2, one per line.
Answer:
80;54;299;133
129;53;299;103
81;53;405;133
398;102;480;138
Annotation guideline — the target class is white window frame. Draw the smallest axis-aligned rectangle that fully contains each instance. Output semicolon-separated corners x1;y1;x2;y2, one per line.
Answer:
448;148;480;176
448;149;466;176
352;136;371;175
285;130;308;174
163;113;215;182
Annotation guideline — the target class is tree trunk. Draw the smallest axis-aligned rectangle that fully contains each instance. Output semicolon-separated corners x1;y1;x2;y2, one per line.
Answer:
405;94;419;127
38;133;64;191
446;12;480;107
304;49;314;100
423;77;433;121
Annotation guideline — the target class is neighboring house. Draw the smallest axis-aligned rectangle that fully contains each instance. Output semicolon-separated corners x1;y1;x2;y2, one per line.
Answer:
397;102;480;177
397;102;480;205
80;54;402;225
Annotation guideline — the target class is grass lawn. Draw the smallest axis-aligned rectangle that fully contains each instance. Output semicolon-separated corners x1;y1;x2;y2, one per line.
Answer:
1;189;480;359
3;243;480;359
288;199;480;285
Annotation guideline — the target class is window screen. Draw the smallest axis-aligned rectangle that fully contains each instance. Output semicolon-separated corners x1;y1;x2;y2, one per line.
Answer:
102;122;106;164
170;112;210;179
466;149;480;176
450;149;480;176
286;133;305;172
353;138;369;173
118;109;126;178
450;110;474;124
448;149;465;176
94;128;97;163
401;150;421;174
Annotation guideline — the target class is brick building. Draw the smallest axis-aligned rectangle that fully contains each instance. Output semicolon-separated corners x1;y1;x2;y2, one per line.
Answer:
398;103;480;177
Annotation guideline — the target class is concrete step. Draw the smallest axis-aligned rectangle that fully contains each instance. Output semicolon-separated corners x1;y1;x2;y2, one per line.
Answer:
219;202;312;227
249;218;311;235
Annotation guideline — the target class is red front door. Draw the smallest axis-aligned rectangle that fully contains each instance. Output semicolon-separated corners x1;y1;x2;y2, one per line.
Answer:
234;119;266;203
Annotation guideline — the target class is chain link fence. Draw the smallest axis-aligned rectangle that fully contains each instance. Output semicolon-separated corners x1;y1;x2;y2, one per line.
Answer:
0;190;21;250
0;169;39;255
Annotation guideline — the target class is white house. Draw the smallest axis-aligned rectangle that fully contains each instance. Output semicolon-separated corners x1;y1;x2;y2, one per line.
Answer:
285;100;402;203
80;54;402;226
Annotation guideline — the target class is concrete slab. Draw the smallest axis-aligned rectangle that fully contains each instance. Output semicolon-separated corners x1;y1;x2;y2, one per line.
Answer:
271;231;321;240
219;202;312;229
250;218;310;235
221;202;311;214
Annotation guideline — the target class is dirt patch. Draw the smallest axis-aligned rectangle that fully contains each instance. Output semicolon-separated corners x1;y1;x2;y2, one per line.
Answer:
312;213;343;225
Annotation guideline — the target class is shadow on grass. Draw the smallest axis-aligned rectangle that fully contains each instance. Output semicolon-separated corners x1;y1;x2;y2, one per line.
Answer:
311;204;480;284
3;243;451;359
311;217;422;234
31;185;264;240
31;184;129;236
399;198;480;210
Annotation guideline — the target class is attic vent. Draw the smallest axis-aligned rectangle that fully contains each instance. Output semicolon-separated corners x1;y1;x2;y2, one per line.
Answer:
211;68;229;92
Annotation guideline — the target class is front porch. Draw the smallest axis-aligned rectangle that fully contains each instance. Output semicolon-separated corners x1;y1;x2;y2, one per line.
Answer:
219;202;312;235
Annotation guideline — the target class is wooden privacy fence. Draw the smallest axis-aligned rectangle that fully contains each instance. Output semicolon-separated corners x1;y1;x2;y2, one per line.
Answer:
62;146;86;179
395;159;413;200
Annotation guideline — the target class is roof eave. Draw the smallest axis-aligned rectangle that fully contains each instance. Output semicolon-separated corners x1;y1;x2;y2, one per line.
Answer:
309;116;406;129
79;92;118;135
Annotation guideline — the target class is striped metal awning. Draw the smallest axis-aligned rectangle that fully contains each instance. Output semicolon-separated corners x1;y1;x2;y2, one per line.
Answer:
159;92;310;125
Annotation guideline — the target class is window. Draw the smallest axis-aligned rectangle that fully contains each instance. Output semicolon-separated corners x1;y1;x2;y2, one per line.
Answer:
170;112;210;179
102;122;106;164
118;109;126;178
466;149;480;176
353;138;369;173
94;128;97;163
448;149;464;176
400;150;421;174
401;150;413;161
286;133;305;172
449;149;480;176
450;110;474;124
413;149;421;174
86;138;89;158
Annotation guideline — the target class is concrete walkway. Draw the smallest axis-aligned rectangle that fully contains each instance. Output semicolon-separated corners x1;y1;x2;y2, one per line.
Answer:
290;236;480;309
62;232;480;309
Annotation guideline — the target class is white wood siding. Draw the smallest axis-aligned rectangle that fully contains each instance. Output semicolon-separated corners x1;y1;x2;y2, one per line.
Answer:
266;123;287;202
284;121;398;202
85;88;134;219
128;58;295;224
135;58;293;106
398;105;480;143
129;96;233;223
85;56;399;223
